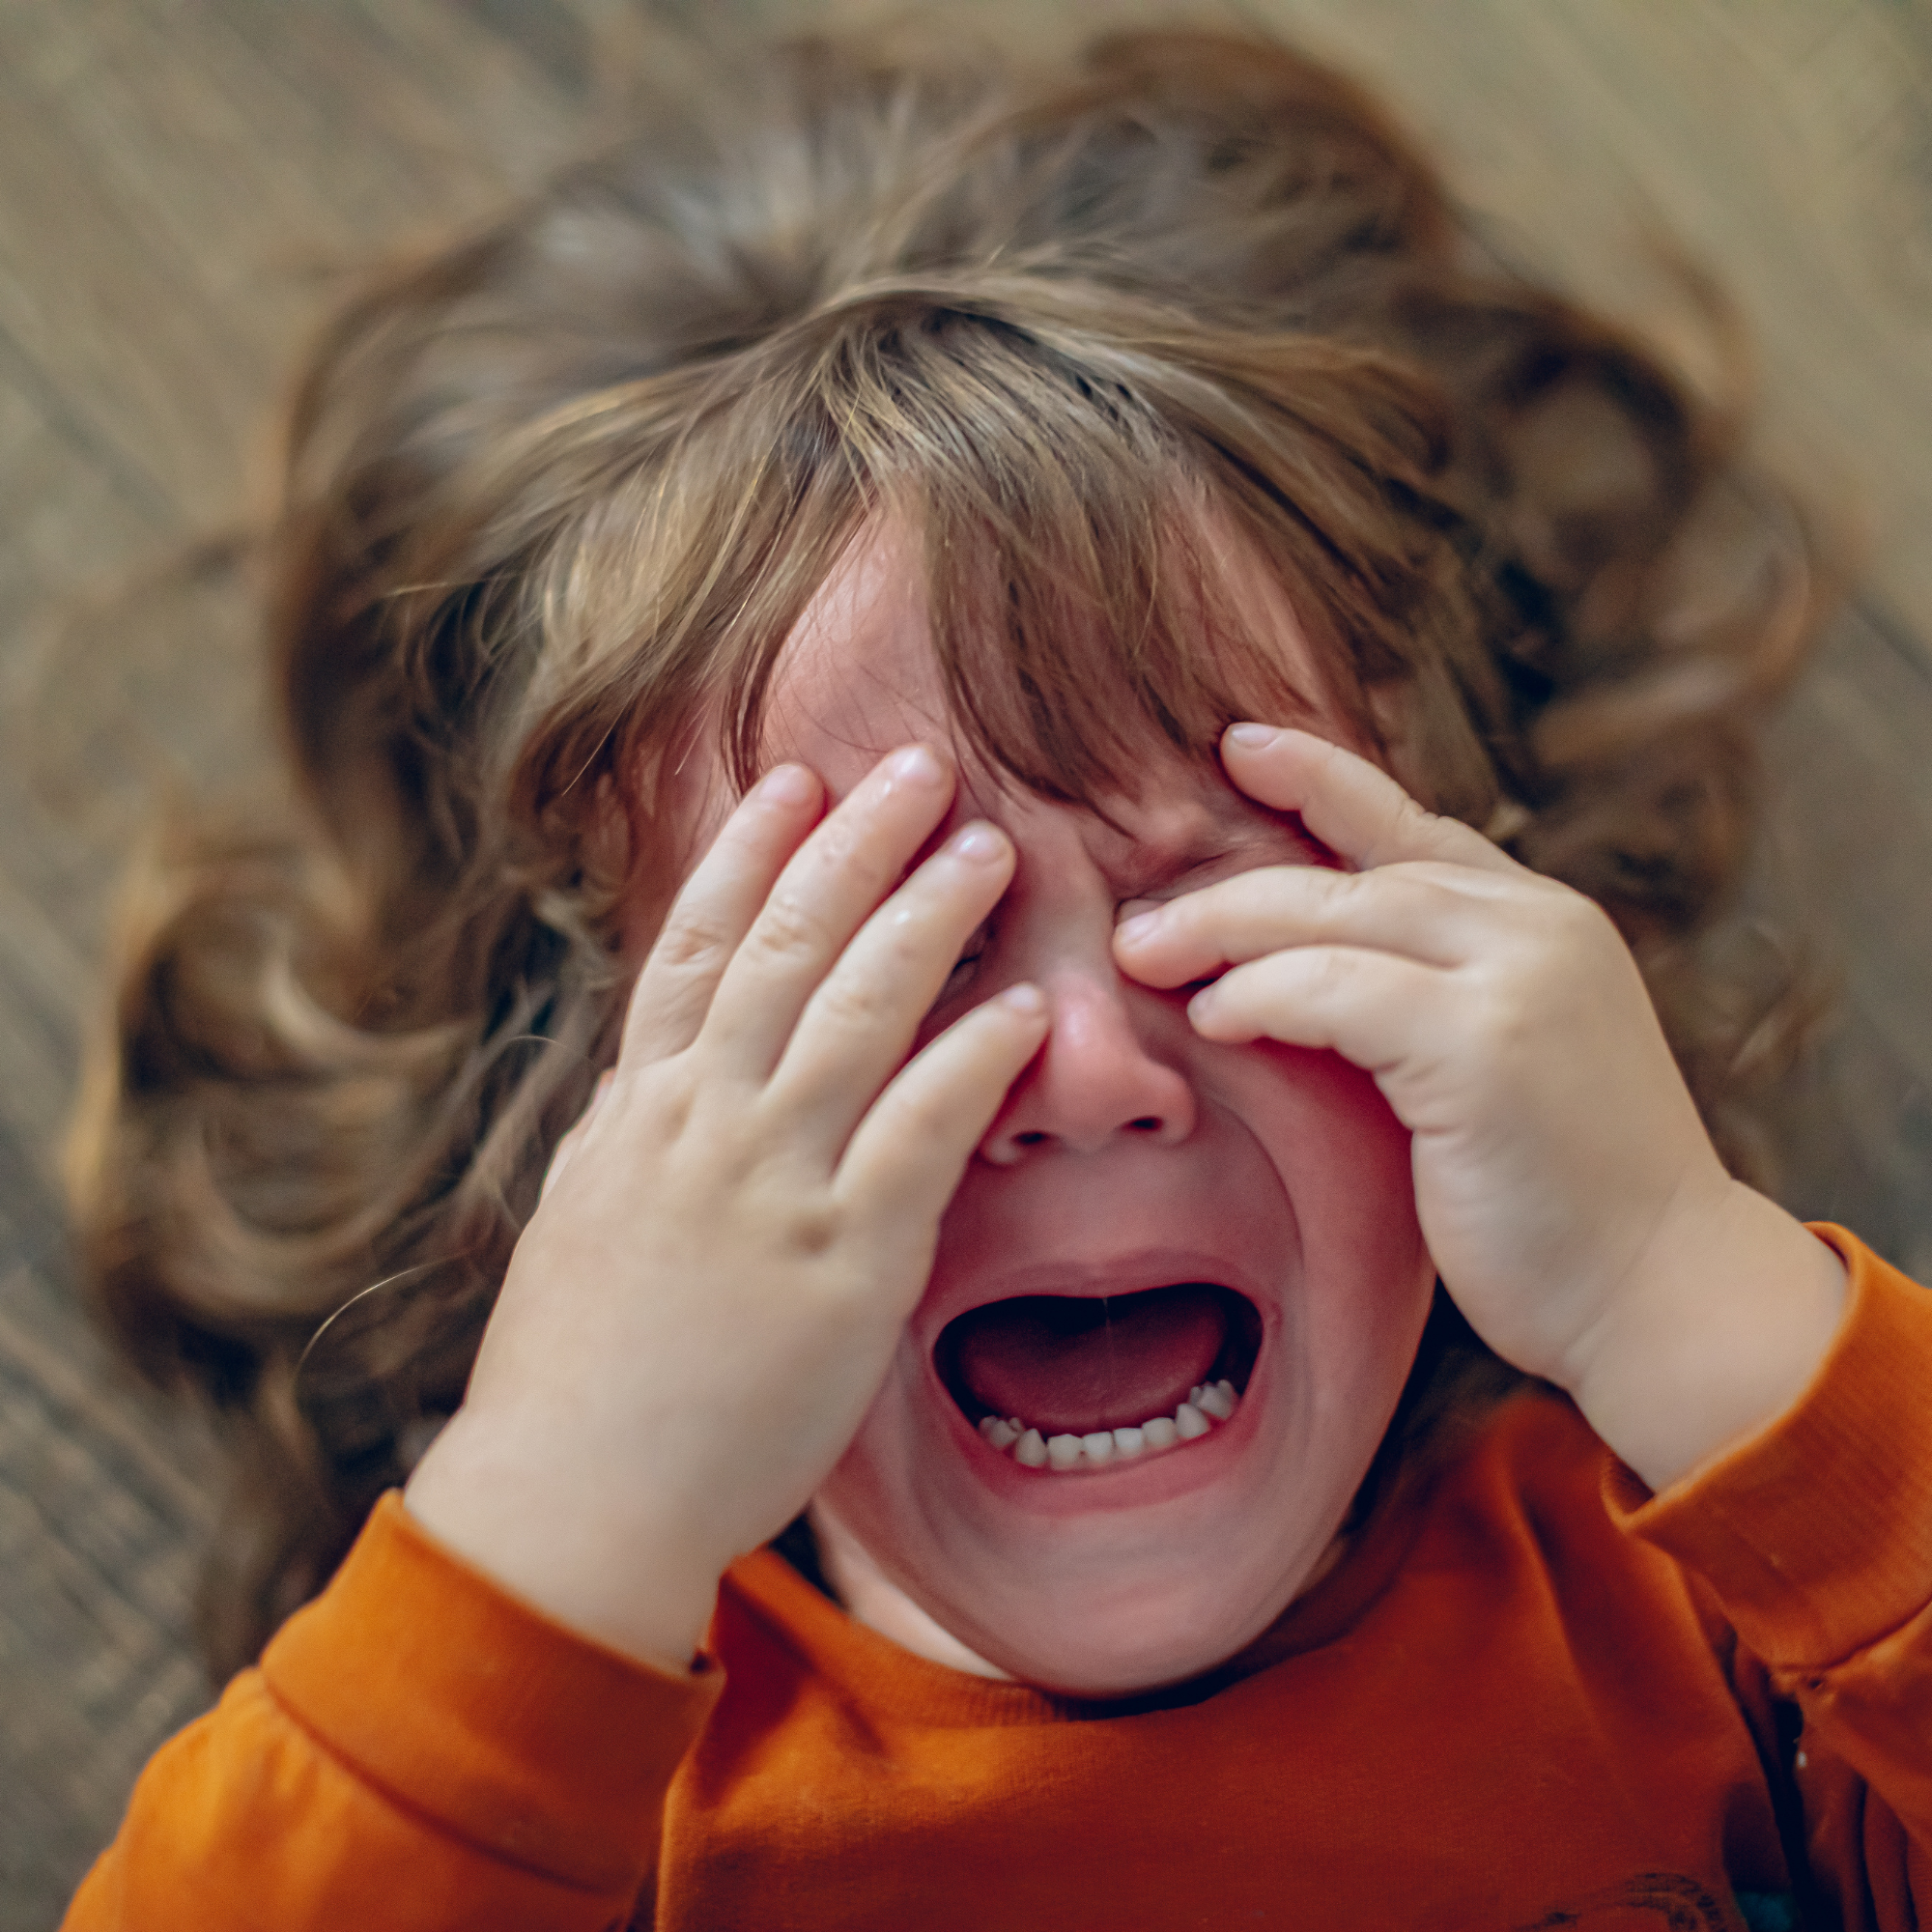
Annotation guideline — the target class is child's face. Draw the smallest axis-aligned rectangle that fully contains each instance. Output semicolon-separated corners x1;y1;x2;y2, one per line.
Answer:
670;522;1435;1696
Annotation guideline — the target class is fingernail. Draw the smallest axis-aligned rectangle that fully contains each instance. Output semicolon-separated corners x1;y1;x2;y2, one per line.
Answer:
1115;909;1161;946
888;744;945;787
1227;722;1277;748
948;821;1007;864
757;763;815;805
998;982;1046;1017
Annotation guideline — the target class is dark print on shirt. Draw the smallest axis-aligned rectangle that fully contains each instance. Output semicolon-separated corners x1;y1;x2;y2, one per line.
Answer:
1518;1870;1801;1932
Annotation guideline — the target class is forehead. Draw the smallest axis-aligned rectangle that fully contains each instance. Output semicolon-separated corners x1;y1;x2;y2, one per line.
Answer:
761;512;1344;808
762;519;948;773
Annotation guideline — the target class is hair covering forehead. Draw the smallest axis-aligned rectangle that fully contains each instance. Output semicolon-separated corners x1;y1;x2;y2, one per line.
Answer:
697;294;1345;805
757;482;1333;818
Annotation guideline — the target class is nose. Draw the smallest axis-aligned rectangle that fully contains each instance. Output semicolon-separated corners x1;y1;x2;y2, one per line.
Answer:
978;964;1198;1164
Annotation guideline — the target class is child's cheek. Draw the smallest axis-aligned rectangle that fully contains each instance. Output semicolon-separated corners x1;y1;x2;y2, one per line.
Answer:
1222;1036;1430;1325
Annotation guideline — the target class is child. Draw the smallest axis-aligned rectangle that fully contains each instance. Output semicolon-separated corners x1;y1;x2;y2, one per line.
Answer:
64;23;1931;1930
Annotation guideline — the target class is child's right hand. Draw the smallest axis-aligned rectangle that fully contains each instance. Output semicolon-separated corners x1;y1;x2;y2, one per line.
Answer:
404;747;1048;1672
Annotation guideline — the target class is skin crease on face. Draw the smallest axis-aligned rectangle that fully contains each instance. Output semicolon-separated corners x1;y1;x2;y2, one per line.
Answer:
647;518;1437;1698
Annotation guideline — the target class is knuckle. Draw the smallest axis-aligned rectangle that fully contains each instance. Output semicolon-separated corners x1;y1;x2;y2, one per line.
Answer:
655;1082;696;1142
1304;947;1351;1002
1311;865;1364;917
652;906;736;973
1473;984;1540;1072
1386;866;1456;923
812;971;895;1034
867;1106;938;1177
781;1200;843;1258
747;891;826;966
807;821;888;897
1546;885;1618;952
1396;794;1448;849
889;1072;969;1144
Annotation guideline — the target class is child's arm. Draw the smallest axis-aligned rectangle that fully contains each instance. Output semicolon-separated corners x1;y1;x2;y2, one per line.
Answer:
66;747;1045;1925
1113;723;1846;1492
1603;1226;1932;1927
64;1492;720;1931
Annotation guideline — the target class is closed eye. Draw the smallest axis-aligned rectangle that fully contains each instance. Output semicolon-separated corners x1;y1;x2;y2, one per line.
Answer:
931;919;994;1010
1117;816;1334;913
1112;827;1331;990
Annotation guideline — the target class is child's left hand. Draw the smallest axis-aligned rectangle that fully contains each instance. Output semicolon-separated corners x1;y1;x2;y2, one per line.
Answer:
1113;724;1846;1492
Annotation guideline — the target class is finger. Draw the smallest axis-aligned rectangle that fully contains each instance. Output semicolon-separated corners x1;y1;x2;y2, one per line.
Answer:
1219;724;1519;876
769;820;1018;1150
619;762;825;1065
838;983;1050;1247
1115;859;1529;988
700;744;958;1076
1185;945;1445;1080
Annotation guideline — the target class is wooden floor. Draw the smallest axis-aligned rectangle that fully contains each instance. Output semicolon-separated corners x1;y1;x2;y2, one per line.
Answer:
1;2;1928;1921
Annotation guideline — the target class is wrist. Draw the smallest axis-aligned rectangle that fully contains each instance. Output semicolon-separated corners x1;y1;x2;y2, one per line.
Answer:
404;1409;722;1675
1566;1181;1848;1493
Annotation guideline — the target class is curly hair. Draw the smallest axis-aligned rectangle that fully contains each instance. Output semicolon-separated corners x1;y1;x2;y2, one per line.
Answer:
66;23;1824;1679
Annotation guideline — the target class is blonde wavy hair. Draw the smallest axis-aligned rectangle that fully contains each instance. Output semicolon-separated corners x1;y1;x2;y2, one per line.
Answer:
68;24;1821;1676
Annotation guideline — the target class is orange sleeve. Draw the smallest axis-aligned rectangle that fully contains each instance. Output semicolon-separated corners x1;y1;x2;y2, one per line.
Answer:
62;1492;720;1931
1606;1227;1932;1932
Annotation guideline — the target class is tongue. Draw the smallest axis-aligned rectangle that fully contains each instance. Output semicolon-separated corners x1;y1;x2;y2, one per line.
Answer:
949;1284;1229;1435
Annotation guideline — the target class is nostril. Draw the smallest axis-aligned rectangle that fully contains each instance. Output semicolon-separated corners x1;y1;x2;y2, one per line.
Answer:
1128;1117;1162;1133
1014;1130;1049;1148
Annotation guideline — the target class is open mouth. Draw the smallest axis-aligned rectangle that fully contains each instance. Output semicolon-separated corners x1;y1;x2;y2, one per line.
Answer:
934;1283;1263;1474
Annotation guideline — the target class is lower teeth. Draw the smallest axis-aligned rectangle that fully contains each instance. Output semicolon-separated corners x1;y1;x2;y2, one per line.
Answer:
978;1380;1240;1472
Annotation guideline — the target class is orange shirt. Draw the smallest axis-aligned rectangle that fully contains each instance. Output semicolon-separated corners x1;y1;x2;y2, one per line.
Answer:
66;1229;1932;1929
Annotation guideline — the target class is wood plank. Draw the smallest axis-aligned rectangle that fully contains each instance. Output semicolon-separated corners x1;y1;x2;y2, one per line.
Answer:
1753;602;1932;1281
0;0;578;531
0;1259;220;1930
1254;0;1932;663
0;9;580;1919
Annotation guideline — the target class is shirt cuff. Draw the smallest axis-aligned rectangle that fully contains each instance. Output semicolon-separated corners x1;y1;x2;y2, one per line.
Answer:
260;1491;719;1895
1605;1226;1932;1671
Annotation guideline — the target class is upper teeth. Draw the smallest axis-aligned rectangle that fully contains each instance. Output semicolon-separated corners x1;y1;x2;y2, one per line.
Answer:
977;1380;1240;1472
